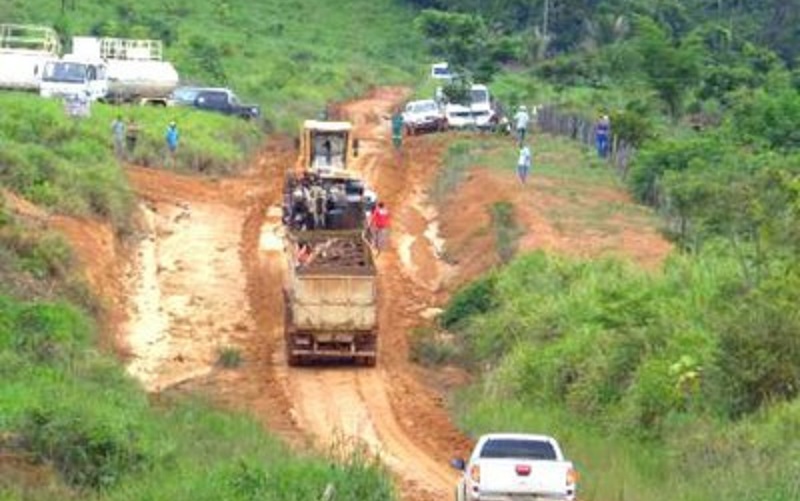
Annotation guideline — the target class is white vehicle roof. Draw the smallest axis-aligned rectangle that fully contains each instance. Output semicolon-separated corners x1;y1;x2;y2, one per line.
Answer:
479;433;558;442
431;62;453;79
303;120;353;132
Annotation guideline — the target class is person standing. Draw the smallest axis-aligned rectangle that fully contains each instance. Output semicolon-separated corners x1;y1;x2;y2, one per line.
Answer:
391;111;404;150
513;105;530;146
595;114;611;158
368;202;391;256
111;115;125;159
125;117;140;161
165;120;180;166
516;144;532;184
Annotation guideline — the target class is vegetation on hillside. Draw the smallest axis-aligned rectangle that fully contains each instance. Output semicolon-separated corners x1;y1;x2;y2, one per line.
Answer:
411;1;800;499
0;197;396;501
6;0;427;130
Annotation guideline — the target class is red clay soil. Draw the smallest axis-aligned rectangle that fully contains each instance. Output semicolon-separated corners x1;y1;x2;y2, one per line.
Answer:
440;167;671;287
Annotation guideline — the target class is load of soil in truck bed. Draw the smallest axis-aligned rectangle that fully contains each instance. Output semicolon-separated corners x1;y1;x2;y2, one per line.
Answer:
291;231;374;275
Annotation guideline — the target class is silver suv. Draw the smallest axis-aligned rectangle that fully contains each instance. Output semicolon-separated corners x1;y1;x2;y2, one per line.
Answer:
401;99;447;135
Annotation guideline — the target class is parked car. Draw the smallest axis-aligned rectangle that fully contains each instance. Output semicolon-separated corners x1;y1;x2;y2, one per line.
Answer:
168;86;204;106
431;61;455;81
443;84;496;130
192;88;260;120
402;99;447;135
451;433;578;501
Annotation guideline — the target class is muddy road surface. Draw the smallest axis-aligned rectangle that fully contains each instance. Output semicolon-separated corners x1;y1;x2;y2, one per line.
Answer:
117;88;669;500
121;89;471;500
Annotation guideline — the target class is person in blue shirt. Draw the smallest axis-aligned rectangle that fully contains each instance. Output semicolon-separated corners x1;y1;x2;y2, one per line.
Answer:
165;121;179;165
595;114;610;158
111;115;125;159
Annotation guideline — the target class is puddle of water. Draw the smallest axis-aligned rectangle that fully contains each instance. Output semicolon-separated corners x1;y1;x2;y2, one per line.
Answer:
397;234;417;275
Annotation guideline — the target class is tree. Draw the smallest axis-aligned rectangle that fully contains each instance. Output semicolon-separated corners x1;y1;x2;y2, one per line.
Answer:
414;9;496;79
633;16;702;119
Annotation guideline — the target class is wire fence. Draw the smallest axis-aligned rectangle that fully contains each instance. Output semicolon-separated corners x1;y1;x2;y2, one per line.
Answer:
535;105;636;180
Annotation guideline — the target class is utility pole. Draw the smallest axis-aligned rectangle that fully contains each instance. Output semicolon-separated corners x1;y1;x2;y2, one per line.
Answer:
542;0;550;40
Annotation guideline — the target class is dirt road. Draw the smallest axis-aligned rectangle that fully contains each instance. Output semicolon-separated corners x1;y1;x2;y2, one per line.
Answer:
120;89;471;500
113;87;669;500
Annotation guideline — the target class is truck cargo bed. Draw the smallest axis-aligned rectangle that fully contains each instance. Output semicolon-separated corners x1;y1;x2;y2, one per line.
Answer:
284;230;377;366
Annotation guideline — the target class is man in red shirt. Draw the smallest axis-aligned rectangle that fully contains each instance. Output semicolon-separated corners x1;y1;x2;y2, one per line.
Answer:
369;202;391;255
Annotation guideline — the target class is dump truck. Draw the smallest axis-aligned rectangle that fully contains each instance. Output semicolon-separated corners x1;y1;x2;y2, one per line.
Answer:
282;120;377;366
284;230;377;366
0;24;60;92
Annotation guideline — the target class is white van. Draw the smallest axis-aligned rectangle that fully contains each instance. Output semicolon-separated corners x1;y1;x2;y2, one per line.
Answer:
431;62;454;80
444;84;495;129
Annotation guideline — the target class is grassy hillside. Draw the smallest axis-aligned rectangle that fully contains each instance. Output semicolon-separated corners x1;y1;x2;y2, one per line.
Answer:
438;249;800;500
2;0;427;130
0;193;396;501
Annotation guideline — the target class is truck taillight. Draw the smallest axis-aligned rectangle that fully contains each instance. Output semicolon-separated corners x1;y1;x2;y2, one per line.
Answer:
470;464;481;484
566;467;579;486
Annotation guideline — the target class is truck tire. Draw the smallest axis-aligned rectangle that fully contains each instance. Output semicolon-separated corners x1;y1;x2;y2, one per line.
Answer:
362;355;377;367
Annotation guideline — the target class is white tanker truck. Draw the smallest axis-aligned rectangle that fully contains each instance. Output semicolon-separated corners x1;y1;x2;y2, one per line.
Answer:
40;36;179;105
0;24;60;92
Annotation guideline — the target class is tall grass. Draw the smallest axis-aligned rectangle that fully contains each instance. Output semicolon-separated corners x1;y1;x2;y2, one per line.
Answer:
443;248;800;500
0;92;268;227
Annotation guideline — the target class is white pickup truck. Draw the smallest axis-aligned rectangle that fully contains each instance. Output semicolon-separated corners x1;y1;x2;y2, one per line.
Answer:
452;433;578;501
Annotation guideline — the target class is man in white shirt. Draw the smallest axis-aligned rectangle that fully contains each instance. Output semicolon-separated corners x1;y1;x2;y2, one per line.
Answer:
517;144;532;184
513;105;530;145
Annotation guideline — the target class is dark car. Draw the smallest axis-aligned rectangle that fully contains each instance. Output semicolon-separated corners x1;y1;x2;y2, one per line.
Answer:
192;88;260;120
169;86;204;106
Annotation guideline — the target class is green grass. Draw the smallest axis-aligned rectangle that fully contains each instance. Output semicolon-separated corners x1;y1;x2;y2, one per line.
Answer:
433;134;662;239
489;201;521;263
0;92;266;229
0;292;397;500
7;0;429;131
442;247;800;501
216;345;243;368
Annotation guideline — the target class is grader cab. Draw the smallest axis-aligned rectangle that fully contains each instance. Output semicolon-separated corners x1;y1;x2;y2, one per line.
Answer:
295;120;360;178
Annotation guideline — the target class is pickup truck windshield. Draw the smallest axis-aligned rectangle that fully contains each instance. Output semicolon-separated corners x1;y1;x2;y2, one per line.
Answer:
480;439;557;460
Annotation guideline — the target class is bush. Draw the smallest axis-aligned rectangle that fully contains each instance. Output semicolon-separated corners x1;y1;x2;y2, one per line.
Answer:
1;300;91;363
19;405;148;489
440;274;497;329
713;279;800;417
489;201;521;263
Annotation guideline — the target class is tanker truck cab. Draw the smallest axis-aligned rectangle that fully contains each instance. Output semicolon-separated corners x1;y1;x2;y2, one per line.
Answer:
40;57;108;101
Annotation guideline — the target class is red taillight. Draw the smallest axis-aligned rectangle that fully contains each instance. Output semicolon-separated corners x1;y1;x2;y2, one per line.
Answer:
566;467;579;486
515;464;532;476
470;464;481;484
